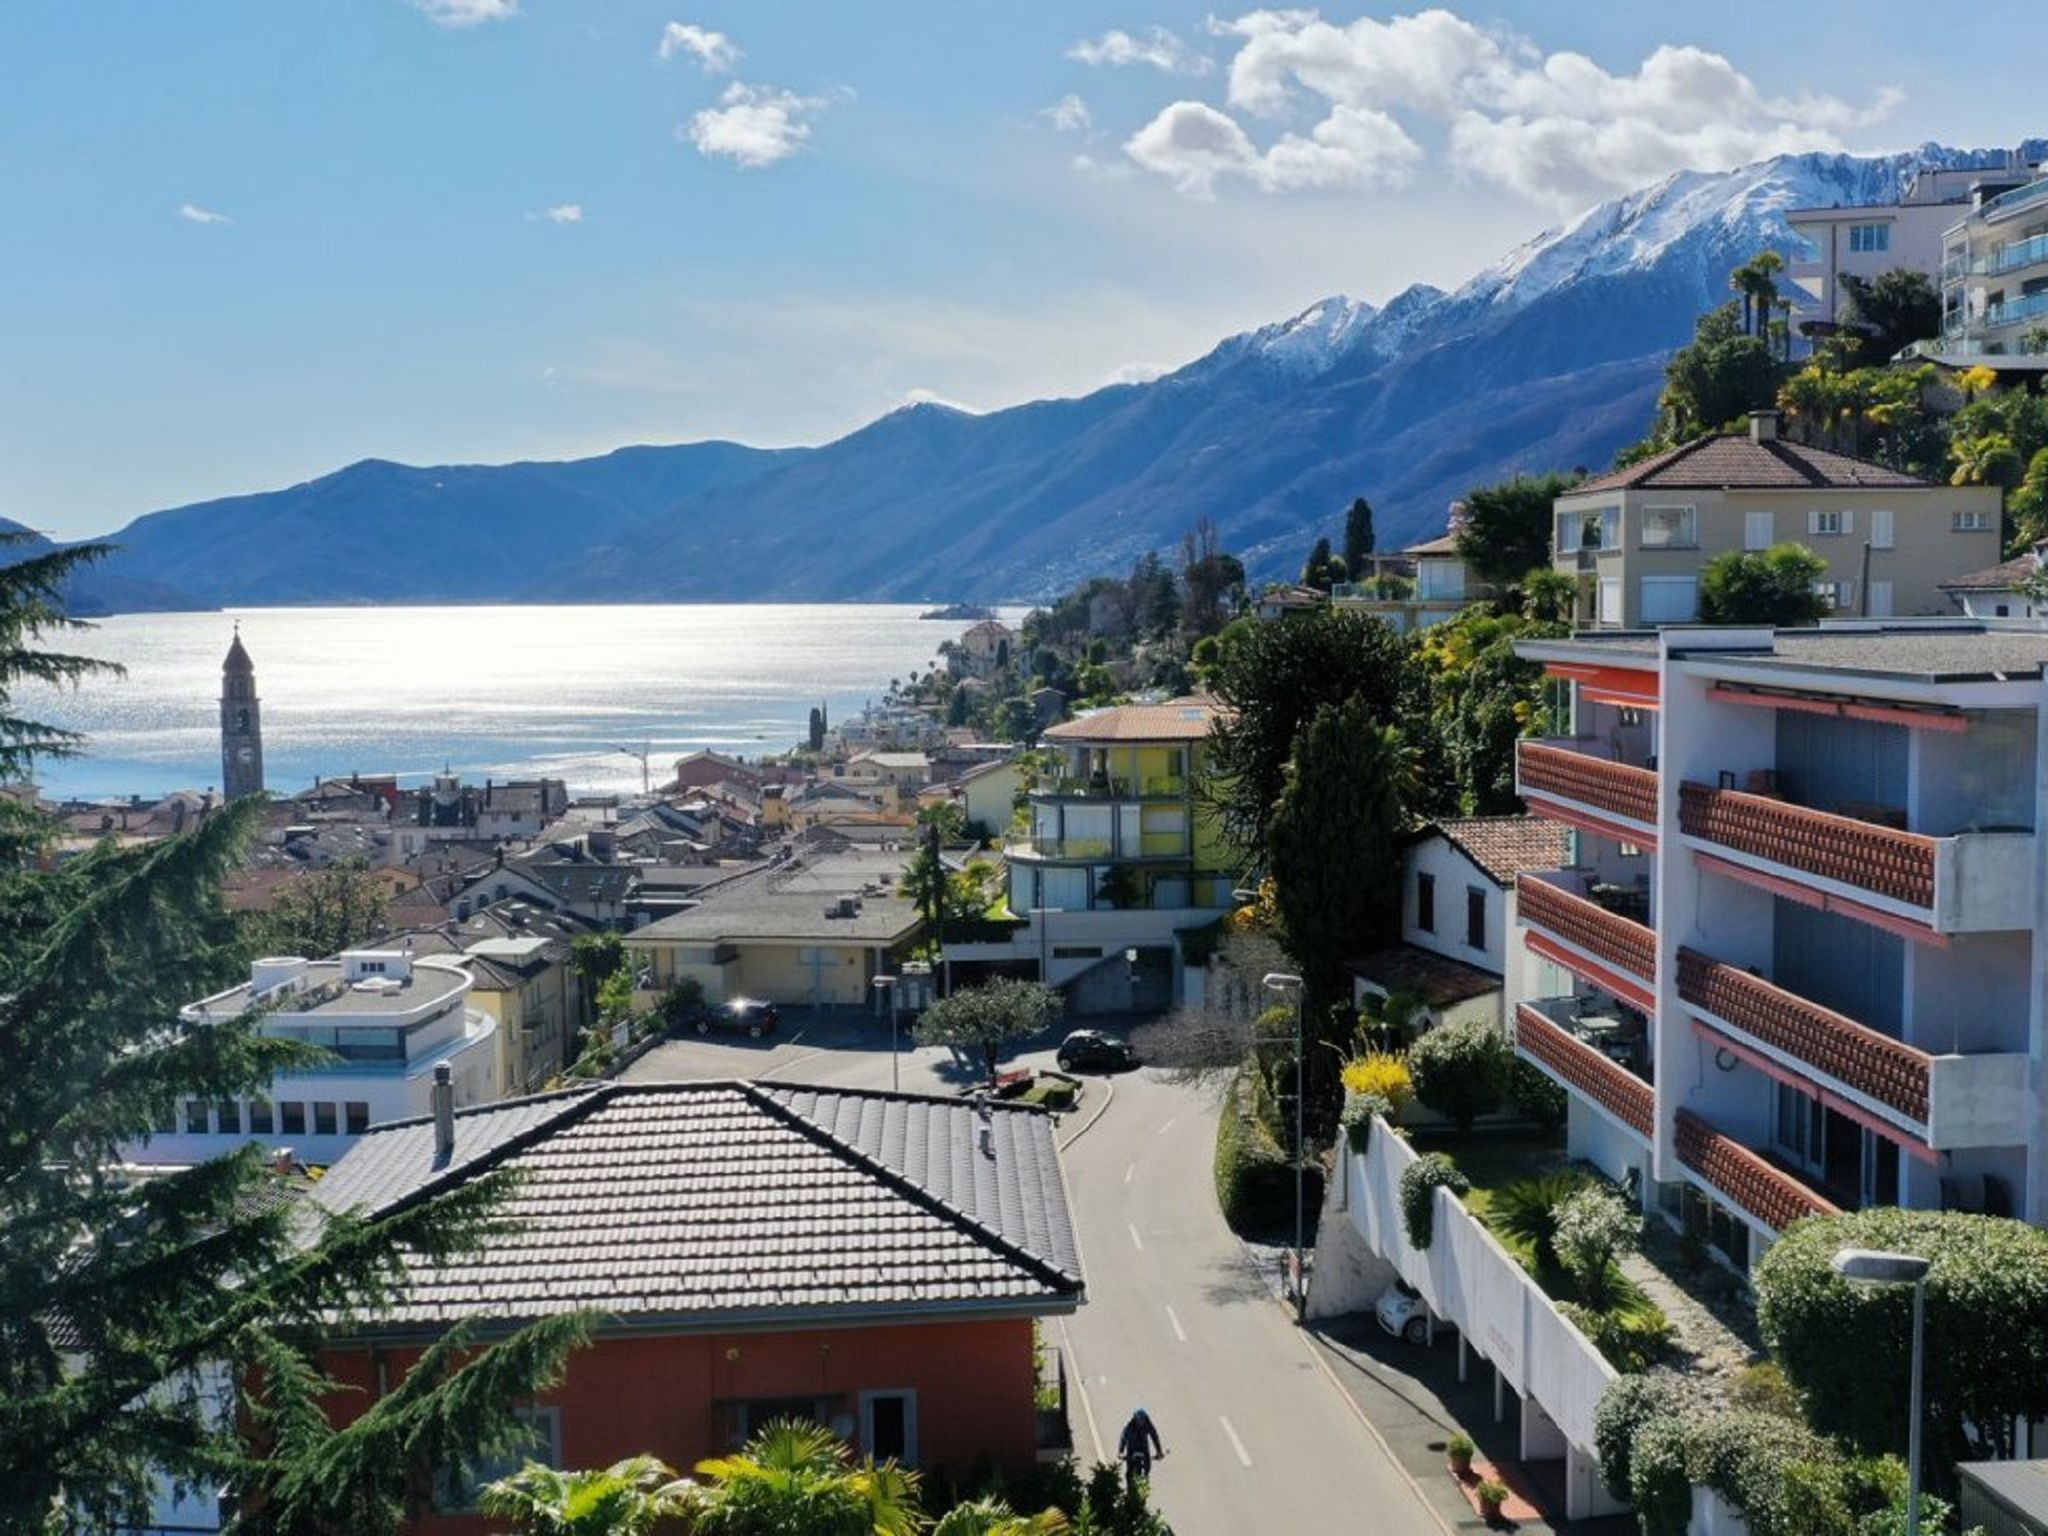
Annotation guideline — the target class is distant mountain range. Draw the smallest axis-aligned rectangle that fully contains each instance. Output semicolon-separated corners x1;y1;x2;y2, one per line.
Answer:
61;142;2038;610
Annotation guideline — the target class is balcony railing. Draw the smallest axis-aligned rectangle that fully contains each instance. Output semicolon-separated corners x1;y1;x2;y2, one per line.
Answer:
1675;1108;1838;1233
1516;742;1658;828
1515;1003;1653;1139
1988;232;2048;276
1983;290;2048;331
1520;876;1654;983
1678;781;1935;909
1031;773;1187;800
1008;834;1190;861
1676;947;1930;1124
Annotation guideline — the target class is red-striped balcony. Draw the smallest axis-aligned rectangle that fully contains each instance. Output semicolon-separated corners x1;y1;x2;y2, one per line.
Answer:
1519;873;1654;988
1514;1002;1653;1141
1675;1108;1838;1233
1678;781;1934;908
1675;946;1929;1126
1516;741;1657;844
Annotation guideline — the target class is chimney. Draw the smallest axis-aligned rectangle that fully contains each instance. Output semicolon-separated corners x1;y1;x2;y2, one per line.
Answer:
1749;409;1780;444
432;1063;455;1160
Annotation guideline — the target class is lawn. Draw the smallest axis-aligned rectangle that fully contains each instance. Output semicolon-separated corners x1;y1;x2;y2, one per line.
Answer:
1408;1125;1570;1261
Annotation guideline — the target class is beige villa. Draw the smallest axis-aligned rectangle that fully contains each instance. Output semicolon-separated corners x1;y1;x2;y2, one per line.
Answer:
1552;411;2001;629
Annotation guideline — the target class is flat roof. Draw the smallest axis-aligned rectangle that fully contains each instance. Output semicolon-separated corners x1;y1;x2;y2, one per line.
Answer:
1519;622;2048;685
187;957;469;1021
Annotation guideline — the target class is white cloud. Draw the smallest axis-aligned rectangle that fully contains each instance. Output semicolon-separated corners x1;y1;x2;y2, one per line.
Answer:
178;202;231;225
901;386;980;413
1069;26;1211;75
1121;8;1898;206
528;203;584;224
1107;361;1169;385
657;22;741;72
1042;94;1092;134
409;0;517;27
685;83;827;169
1123;98;1418;198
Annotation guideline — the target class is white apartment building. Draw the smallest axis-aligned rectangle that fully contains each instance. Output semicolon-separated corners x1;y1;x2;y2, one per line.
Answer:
1938;164;2048;365
1786;163;2006;338
1508;620;2048;1273
132;949;500;1167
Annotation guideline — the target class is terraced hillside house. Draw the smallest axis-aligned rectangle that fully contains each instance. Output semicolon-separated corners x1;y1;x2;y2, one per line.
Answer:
1509;620;2048;1273
1552;411;2000;628
956;698;1231;1013
308;1080;1085;1531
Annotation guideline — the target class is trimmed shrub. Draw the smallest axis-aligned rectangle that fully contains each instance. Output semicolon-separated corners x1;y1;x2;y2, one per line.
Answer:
1342;1092;1392;1154
1214;1065;1322;1233
1406;1020;1511;1130
1629;1413;1692;1536
1399;1152;1468;1251
1553;1185;1641;1311
1508;1057;1567;1127
1729;1361;1802;1421
1684;1410;1833;1536
1340;1052;1415;1117
1593;1374;1684;1499
1756;1207;2048;1483
1559;1300;1674;1374
1489;1168;1590;1271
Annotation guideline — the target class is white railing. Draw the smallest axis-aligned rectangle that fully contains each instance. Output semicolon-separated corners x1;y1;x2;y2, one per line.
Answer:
1346;1119;1616;1452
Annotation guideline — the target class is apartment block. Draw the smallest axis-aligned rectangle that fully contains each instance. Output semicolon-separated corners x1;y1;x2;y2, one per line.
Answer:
1939;164;2048;364
1551;411;2000;629
1509;621;2048;1271
1787;163;1999;337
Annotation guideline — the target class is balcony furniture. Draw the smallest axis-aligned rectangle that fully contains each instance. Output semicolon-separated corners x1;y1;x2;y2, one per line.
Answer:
1514;1002;1654;1138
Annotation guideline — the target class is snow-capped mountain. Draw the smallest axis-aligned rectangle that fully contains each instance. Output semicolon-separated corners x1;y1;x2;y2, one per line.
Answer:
86;143;2041;608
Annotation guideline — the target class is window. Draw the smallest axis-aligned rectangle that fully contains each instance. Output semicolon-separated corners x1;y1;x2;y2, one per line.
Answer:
1051;945;1102;960
344;1101;371;1135
279;1102;306;1135
1812;580;1855;612
1808;509;1851;536
1556;506;1620;552
1774;1083;1824;1171
1638;505;1697;548
184;1100;210;1135
861;1391;919;1467
248;1099;274;1134
1465;887;1486;951
216;1100;241;1135
1954;510;1992;532
312;1102;337;1137
1849;222;1891;254
1639;575;1699;625
1743;510;1774;551
1868;509;1895;550
1416;873;1436;933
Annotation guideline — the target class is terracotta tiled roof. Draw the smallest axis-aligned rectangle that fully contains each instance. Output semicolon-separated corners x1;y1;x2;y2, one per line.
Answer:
1938;554;2040;593
1431;815;1570;887
1404;534;1462;557
1344;944;1500;1006
1041;697;1220;743
1514;1004;1652;1139
1675;1107;1838;1232
1574;433;1933;494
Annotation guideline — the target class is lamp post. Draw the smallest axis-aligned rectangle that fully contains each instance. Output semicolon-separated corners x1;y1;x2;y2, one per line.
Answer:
1263;970;1306;1319
1027;904;1054;990
1832;1247;1932;1536
872;973;899;1092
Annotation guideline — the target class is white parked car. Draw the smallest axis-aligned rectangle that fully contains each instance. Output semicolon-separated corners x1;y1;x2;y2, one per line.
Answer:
1375;1280;1431;1345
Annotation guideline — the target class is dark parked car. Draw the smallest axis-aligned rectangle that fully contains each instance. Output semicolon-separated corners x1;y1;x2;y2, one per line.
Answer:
1055;1029;1136;1073
688;998;780;1039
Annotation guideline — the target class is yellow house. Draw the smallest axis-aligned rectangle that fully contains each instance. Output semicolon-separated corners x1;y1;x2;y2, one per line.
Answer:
464;935;577;1094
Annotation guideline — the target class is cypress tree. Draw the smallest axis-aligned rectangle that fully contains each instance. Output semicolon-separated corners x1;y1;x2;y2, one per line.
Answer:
1342;497;1376;577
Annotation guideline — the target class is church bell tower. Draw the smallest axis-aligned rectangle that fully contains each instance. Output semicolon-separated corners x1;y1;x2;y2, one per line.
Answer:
220;626;265;800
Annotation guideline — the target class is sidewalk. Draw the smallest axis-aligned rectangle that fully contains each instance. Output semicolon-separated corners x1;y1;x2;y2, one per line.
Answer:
1307;1313;1633;1535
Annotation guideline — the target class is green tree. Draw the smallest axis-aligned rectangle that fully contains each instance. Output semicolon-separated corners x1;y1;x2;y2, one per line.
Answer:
1199;608;1418;868
1520;567;1577;625
807;706;827;753
934;1498;1069;1535
1837;269;1943;361
686;1419;923;1536
1417;608;1561;815
1657;301;1783;443
1267;699;1410;1135
1698;544;1830;625
1341;496;1377;578
1300;536;1335;591
481;1455;692;1536
255;859;392;958
571;931;625;999
2010;446;2048;546
914;977;1064;1083
1406;1020;1512;1132
1951;429;2023;488
902;821;951;937
1453;472;1585;589
0;539;588;1530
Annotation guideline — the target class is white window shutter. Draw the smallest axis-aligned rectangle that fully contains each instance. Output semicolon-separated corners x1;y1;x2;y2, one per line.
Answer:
1871;510;1894;549
1868;580;1894;617
1807;510;1821;534
1842;509;1854;535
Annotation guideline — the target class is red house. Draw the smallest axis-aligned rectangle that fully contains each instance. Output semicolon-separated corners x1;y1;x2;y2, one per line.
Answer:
309;1079;1086;1530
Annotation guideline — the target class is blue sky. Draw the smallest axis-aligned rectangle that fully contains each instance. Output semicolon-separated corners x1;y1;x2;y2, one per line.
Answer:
2;1;2039;538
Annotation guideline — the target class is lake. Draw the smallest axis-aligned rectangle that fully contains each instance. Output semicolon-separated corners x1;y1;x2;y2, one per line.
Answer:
20;604;1014;801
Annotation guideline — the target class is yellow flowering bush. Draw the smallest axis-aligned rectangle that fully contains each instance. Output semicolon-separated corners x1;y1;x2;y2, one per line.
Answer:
1340;1052;1415;1116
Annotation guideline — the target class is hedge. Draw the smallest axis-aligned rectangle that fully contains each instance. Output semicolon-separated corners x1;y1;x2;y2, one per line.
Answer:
1398;1151;1467;1251
1593;1373;1683;1499
1213;1065;1322;1232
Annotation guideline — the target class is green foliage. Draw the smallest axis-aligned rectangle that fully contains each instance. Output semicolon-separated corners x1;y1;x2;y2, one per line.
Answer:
596;965;636;1026
1629;1412;1694;1536
1452;472;1585;588
252;859;393;959
1729;1361;1802;1420
571;931;625;995
1342;496;1376;578
931;1497;1071;1535
1301;535;1336;591
1445;1432;1474;1461
1473;1478;1508;1508
1554;1185;1640;1308
1415;607;1562;815
2011;447;2048;546
480;1454;690;1535
1698;543;1830;625
1558;1299;1675;1373
1837;269;1943;361
1213;1064;1321;1233
1489;1169;1590;1272
686;1418;923;1536
1593;1374;1685;1500
1757;1207;2048;1486
1398;1152;1468;1251
657;977;707;1031
1507;1058;1566;1128
1342;1092;1391;1153
915;977;1064;1083
1406;1021;1511;1131
1658;300;1785;442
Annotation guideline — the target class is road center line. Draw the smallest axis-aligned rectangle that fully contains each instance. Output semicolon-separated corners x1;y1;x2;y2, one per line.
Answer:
1127;1222;1145;1252
1164;1304;1186;1342
1218;1414;1253;1468
1123;1162;1134;1185
1156;1116;1178;1136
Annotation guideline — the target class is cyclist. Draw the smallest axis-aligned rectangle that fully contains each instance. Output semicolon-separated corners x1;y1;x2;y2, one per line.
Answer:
1118;1406;1164;1484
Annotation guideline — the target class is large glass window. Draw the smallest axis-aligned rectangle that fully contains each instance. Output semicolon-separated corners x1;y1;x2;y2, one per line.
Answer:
344;1102;371;1135
1416;873;1436;933
1849;222;1892;254
312;1102;337;1137
184;1100;210;1135
215;1100;241;1135
280;1102;306;1135
1638;505;1697;548
1639;576;1699;624
248;1100;274;1134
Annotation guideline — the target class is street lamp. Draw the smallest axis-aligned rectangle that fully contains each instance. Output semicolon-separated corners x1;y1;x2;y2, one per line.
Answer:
1027;905;1054;990
1832;1247;1932;1536
872;973;900;1092
1263;970;1306;1319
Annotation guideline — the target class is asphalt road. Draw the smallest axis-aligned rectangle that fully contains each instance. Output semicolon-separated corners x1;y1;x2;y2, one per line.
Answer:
624;1018;1444;1536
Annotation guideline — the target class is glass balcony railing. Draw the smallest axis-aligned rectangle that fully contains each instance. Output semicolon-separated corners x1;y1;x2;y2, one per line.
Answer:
1981;289;2048;329
1980;178;2048;224
1988;232;2048;276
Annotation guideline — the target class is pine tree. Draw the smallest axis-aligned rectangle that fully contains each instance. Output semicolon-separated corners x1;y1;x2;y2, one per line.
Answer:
1341;497;1376;578
0;535;588;1531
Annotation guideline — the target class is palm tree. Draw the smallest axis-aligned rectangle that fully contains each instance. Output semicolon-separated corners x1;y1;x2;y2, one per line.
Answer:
687;1419;923;1536
932;1499;1069;1535
481;1455;692;1536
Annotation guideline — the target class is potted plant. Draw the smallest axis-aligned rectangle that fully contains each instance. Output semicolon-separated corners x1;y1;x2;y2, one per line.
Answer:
1475;1478;1509;1524
1446;1432;1474;1476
